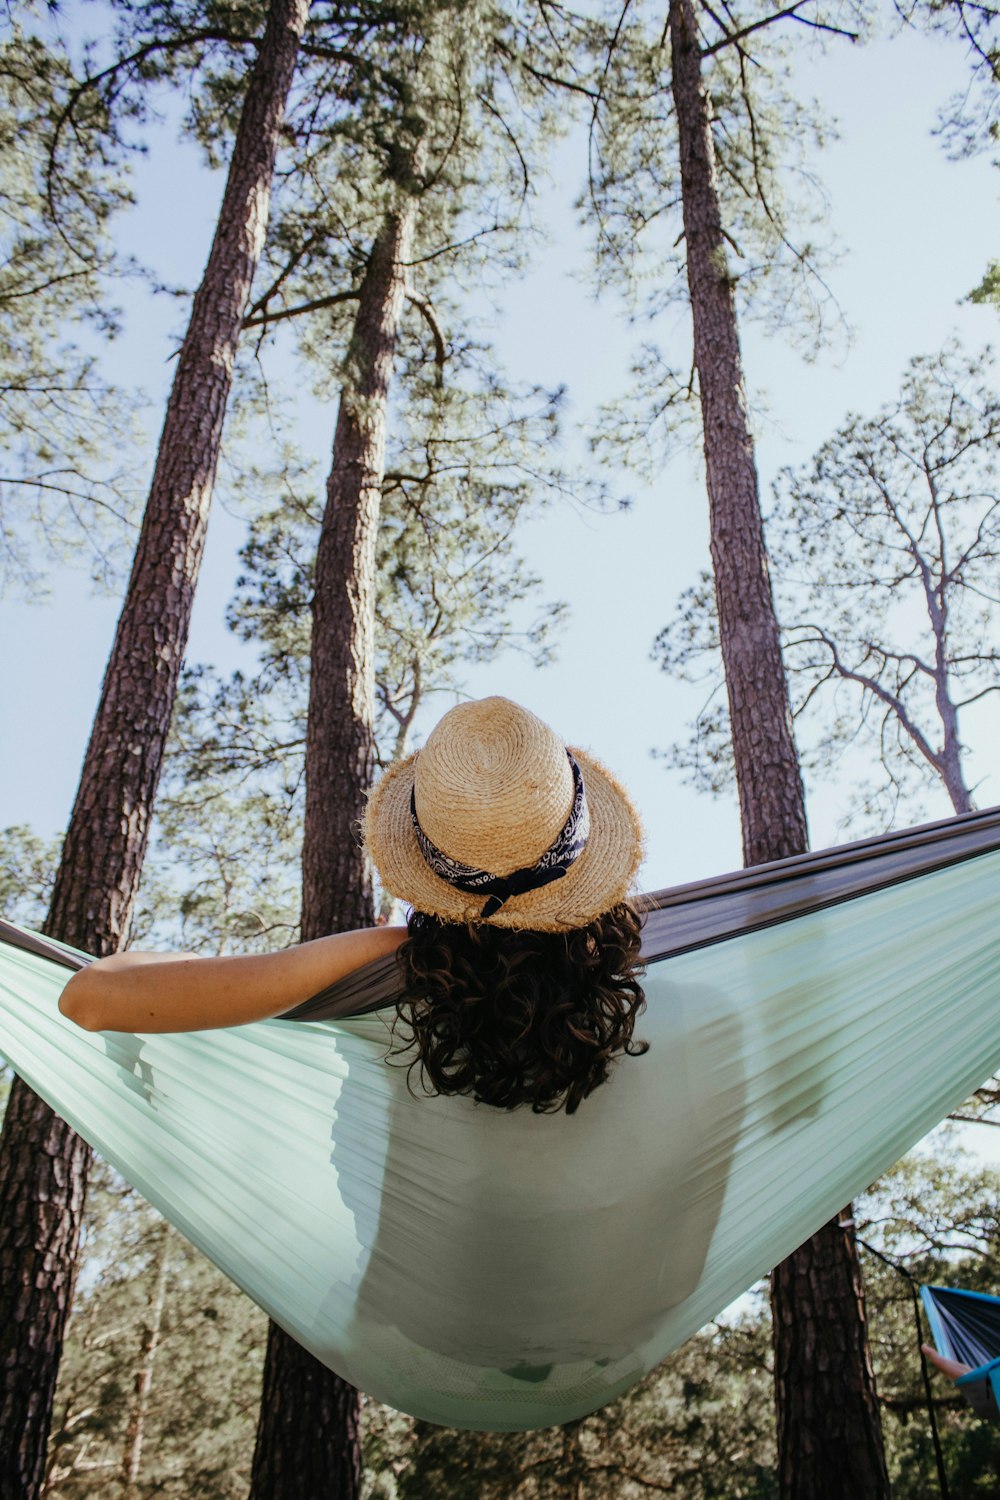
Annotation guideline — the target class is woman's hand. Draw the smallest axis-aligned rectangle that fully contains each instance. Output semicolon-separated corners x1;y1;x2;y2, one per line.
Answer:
58;926;407;1034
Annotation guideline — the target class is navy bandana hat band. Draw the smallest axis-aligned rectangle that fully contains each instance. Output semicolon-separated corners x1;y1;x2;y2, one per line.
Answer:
409;751;591;919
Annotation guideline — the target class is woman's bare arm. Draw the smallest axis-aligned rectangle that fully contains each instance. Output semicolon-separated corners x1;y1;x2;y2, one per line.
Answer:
921;1344;972;1380
58;926;407;1034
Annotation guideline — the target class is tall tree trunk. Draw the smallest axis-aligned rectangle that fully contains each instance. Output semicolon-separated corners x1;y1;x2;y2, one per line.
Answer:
667;3;889;1496
934;678;972;815
376;685;421;921
249;158;422;1500
933;621;972;816
120;1225;172;1499
0;6;310;1496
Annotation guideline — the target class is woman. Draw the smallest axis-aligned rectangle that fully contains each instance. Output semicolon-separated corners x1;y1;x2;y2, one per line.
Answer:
60;697;649;1115
55;698;740;1387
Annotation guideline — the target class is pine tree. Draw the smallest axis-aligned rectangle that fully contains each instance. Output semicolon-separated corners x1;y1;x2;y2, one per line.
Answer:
582;2;886;1492
247;124;423;1500
255;85;524;1500
665;9;883;1489
172;8;584;1488
0;6;310;1494
655;343;1000;829
772;342;1000;824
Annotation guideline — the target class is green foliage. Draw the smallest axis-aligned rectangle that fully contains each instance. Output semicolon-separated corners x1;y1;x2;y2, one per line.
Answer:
225;0;580;369
583;0;868;477
650;567;731;798
894;2;999;320
127;661;306;956
146;0;598;841
0;822;60;925
45;1159;265;1498
857;1140;1000;1497
221;366;573;754
587;1;858;326
100;0;421;186
149;0;602;850
134;756;304;955
893;0;999;157
969;258;1000;311
0;10;143;594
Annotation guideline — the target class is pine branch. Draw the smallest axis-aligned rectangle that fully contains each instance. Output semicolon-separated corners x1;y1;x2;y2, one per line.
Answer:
700;1;860;57
785;621;943;771
242;288;361;328
46;28;261;254
406;292;447;378
244;230;327;321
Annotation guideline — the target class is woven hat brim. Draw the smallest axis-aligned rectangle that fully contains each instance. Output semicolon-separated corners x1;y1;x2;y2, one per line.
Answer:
362;746;644;932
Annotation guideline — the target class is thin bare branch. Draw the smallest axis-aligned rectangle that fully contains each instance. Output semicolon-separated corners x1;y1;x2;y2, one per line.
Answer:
405;292;447;379
242;288;360;329
702;1;860;57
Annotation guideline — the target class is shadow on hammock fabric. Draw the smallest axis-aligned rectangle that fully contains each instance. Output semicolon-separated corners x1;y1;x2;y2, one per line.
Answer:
922;1285;1000;1423
2;805;1000;1431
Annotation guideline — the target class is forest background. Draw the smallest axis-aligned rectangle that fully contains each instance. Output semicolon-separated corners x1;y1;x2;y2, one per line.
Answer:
0;0;999;1497
1;2;996;877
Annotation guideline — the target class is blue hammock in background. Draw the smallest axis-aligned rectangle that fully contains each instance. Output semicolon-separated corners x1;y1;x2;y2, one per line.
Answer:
922;1286;1000;1423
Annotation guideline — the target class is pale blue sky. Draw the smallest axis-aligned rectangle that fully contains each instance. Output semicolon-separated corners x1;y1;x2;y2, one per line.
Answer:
1;16;996;909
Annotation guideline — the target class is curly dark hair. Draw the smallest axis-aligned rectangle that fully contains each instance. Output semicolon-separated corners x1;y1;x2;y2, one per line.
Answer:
386;903;648;1115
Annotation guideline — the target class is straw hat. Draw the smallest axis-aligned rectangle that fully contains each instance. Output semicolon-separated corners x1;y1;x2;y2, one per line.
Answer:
363;697;644;931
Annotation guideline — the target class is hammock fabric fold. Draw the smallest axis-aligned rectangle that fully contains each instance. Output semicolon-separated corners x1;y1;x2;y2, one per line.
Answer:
2;805;1000;1432
922;1285;1000;1422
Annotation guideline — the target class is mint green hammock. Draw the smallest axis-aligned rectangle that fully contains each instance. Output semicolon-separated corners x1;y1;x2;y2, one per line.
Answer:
2;807;1000;1432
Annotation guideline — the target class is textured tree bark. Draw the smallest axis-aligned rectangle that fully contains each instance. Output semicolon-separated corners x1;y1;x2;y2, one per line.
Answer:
249;160;422;1500
300;203;419;941
0;5;310;1496
933;619;973;815
667;3;889;1496
250;1323;364;1500
940;727;972;815
771;1214;889;1499
668;0;805;867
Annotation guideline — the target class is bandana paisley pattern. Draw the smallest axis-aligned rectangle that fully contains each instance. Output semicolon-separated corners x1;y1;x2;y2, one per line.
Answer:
410;751;591;919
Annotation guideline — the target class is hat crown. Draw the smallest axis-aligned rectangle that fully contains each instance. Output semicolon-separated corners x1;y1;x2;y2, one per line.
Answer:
414;698;574;876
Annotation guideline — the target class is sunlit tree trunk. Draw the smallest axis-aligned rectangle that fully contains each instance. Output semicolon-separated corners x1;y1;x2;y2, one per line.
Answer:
0;5;310;1495
667;3;889;1495
249;152;423;1500
934;622;973;815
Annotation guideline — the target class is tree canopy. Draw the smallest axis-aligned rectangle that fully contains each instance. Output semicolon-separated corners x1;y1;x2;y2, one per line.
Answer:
654;341;1000;828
